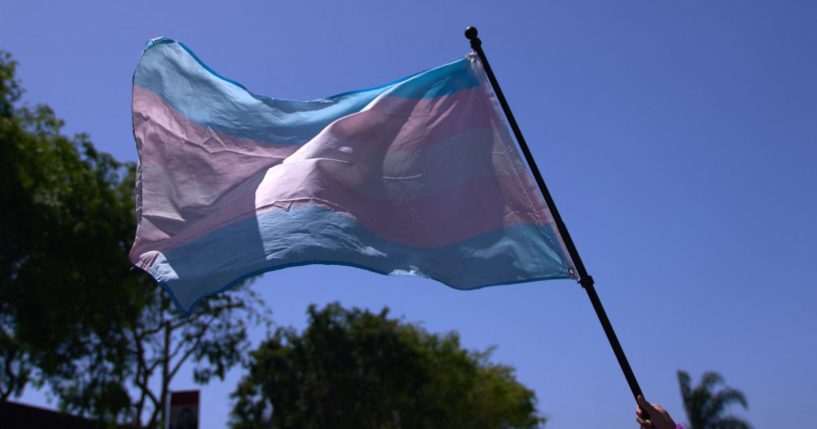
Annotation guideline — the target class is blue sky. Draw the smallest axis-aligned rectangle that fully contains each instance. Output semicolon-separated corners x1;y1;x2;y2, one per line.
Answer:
2;1;816;427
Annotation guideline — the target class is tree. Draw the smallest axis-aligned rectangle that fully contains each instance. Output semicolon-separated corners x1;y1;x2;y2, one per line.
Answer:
677;370;752;429
46;281;269;428
1;49;142;403
0;50;270;428
231;303;544;429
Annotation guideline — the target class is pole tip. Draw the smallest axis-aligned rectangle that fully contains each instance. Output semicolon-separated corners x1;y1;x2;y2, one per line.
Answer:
464;26;479;40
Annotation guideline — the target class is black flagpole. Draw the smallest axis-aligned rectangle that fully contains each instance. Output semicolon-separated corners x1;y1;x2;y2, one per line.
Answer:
464;26;644;402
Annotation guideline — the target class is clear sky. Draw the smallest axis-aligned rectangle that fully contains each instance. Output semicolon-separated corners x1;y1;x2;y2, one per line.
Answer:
2;1;816;428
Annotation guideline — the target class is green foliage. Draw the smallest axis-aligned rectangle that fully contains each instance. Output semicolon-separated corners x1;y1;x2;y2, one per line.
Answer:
231;303;544;429
46;280;269;428
0;50;270;427
677;370;752;429
0;49;142;403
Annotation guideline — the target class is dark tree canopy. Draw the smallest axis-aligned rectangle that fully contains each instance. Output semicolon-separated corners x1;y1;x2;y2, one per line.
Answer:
0;49;144;403
231;303;544;429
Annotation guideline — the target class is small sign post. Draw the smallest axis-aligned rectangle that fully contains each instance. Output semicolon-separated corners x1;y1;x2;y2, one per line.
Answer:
166;390;199;429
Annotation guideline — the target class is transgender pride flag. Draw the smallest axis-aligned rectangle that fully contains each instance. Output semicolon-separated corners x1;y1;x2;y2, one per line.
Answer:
130;37;575;313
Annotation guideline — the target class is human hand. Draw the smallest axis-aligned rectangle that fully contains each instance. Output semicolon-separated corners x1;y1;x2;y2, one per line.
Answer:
636;395;678;429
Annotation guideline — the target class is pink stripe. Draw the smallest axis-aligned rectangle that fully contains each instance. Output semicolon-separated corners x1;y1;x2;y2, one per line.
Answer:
133;84;498;157
331;86;501;153
131;84;547;257
132;87;297;243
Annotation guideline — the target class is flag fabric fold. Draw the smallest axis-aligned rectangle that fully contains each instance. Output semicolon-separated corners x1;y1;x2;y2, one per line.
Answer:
130;37;575;313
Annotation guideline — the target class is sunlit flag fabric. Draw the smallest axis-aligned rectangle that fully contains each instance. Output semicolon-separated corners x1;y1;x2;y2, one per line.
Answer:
130;37;576;313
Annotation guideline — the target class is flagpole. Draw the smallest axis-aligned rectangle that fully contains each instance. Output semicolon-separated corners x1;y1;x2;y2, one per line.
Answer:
464;26;645;402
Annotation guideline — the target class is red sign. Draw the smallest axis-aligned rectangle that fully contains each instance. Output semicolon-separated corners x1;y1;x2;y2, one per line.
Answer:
167;390;199;429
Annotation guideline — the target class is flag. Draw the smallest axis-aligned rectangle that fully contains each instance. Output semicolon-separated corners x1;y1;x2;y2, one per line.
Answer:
130;37;575;313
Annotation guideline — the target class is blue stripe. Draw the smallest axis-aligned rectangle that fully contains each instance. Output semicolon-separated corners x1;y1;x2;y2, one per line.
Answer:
134;38;479;146
141;205;573;313
381;58;480;99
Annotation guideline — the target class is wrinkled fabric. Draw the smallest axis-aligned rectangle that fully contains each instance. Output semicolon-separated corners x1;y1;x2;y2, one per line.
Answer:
130;37;575;313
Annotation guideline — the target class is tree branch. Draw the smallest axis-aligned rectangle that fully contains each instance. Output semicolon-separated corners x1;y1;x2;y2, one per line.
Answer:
168;329;207;382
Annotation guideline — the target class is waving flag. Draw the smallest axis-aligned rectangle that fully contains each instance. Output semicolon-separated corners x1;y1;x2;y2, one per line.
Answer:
130;37;575;313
